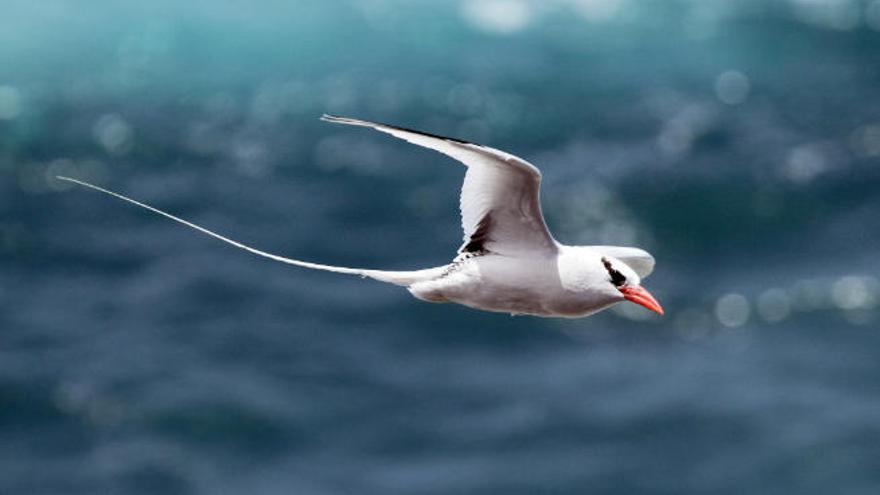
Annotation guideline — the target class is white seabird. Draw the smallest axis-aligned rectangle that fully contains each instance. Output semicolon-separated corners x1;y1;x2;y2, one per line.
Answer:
59;114;663;318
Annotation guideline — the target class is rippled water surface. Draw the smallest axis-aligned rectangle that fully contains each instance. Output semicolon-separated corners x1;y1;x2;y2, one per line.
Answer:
2;1;879;493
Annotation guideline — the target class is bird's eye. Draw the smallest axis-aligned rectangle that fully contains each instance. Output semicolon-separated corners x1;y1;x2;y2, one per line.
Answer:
602;257;627;287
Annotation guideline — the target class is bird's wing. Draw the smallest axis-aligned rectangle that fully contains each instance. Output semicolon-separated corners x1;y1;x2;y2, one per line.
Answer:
321;115;557;257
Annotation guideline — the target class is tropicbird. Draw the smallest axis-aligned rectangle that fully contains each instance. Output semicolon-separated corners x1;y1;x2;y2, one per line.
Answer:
59;114;663;318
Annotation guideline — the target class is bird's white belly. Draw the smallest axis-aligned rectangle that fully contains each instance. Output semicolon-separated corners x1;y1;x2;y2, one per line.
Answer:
409;255;615;317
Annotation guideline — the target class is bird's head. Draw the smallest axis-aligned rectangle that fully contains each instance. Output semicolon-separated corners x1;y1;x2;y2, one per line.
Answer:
600;256;664;315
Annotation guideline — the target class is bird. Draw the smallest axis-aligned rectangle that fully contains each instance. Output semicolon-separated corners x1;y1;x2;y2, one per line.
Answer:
58;114;663;318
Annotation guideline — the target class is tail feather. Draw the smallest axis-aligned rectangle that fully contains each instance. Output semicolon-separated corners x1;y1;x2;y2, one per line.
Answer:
56;176;442;287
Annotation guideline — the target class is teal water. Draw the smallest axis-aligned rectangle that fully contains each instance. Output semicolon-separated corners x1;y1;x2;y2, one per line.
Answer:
2;1;879;493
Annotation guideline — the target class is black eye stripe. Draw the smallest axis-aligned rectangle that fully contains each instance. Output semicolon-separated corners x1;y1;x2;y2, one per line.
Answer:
602;257;627;287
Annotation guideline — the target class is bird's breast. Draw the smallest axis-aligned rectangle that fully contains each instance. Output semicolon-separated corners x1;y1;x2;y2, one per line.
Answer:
428;254;608;317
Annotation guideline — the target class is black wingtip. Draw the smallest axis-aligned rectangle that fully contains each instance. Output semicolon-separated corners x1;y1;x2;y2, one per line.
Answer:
319;113;473;144
320;114;374;127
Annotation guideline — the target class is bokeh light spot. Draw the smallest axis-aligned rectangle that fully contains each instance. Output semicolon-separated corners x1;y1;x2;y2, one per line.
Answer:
756;288;791;323
715;293;750;327
714;70;750;105
461;0;533;34
0;85;22;120
574;0;622;22
657;103;715;157
93;114;133;155
784;145;825;183
791;0;860;31
850;124;880;157
831;276;878;310
867;0;880;30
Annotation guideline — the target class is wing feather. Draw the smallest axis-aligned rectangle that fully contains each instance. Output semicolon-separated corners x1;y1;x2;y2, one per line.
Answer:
321;115;557;256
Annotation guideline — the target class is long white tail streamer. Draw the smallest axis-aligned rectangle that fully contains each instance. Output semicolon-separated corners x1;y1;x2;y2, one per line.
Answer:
56;176;441;286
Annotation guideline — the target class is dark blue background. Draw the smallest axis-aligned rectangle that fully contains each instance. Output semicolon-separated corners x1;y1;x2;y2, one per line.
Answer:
2;1;879;493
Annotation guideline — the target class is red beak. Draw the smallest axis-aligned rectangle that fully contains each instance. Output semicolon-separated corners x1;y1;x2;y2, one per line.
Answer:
619;286;664;315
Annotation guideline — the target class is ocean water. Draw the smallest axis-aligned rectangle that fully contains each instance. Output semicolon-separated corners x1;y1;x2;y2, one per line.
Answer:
2;1;879;493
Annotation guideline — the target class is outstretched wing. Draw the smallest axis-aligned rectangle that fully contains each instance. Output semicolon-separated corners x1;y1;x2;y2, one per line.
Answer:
321;115;557;257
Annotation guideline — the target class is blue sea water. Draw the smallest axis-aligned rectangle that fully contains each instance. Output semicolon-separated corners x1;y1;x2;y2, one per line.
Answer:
1;1;880;493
